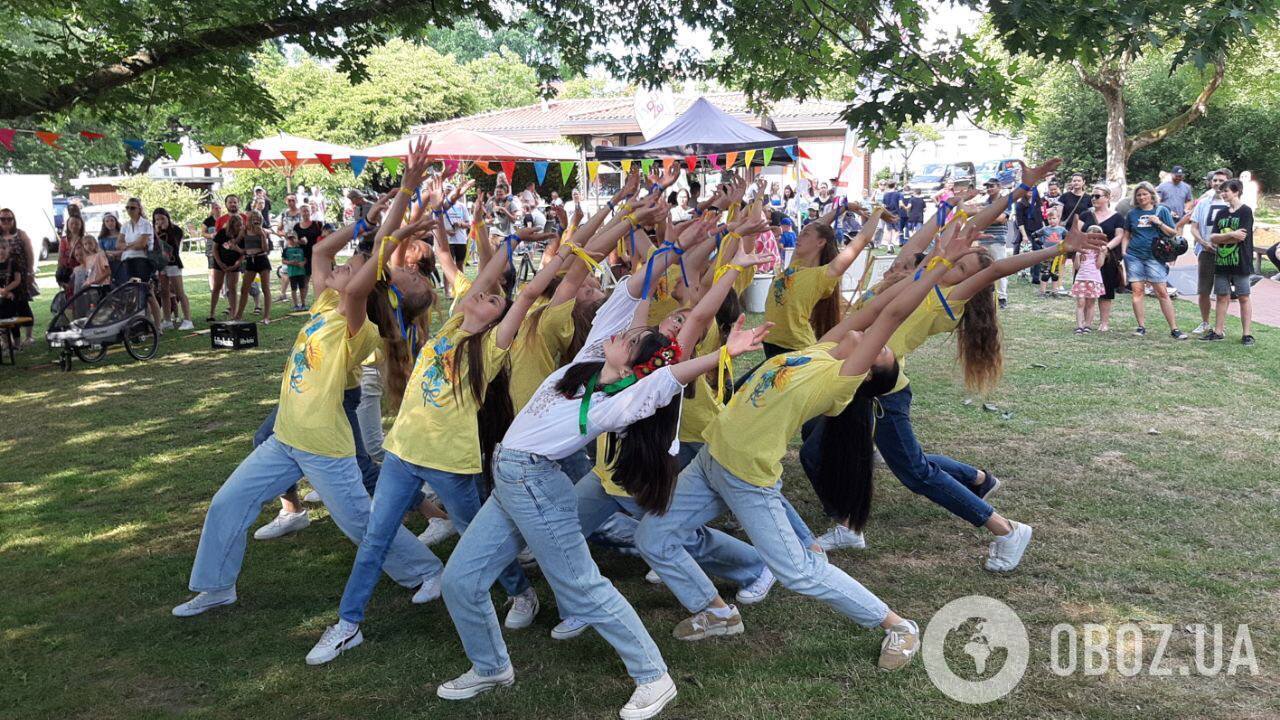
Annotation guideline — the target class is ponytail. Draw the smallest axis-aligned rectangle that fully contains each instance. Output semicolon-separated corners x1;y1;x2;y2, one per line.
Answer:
814;361;900;531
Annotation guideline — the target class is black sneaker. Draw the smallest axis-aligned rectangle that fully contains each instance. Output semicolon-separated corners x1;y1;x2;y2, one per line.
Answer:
1133;326;1146;337
1170;329;1189;340
998;298;1008;310
1200;331;1224;341
1242;335;1256;346
972;471;1002;499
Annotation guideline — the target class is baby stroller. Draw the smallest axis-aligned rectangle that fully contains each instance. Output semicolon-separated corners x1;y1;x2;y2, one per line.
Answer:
46;282;159;371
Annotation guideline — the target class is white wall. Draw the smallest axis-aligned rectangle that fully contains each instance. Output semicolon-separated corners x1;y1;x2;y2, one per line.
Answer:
873;118;1025;176
0;174;56;256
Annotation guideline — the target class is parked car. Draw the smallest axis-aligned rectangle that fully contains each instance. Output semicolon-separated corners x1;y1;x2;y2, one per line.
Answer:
80;203;126;237
975;159;1021;187
907;161;975;193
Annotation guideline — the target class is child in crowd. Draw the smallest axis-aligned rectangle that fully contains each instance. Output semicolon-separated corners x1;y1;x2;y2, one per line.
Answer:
282;235;308;311
1034;205;1067;296
1071;228;1107;333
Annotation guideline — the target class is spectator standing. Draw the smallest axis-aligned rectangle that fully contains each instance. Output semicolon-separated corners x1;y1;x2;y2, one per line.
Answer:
442;185;471;295
153;208;193;330
1078;186;1126;332
209;213;244;321
1122;182;1187;339
1015;193;1046;286
56;206;85;294
1156;165;1194;222
1058;174;1090;229
276;194;304;301
564;189;585;220
215;194;244;231
1204;179;1255;345
0;210;35;347
978;178;1012;309
1187;169;1232;334
281;235;308;311
98;212;127;287
119;197;164;335
903;189;926;239
880;181;903;249
669;190;693;223
1033;206;1068;296
253;186;273;226
347;190;370;225
488;184;520;237
236;210;273;323
292;204;322;308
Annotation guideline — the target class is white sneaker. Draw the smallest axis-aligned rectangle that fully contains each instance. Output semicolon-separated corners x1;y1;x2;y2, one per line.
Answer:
417;517;457;546
620;672;677;720
644;569;663;585
253;509;310;540
985;521;1033;572
734;566;775;605
504;588;539;629
160;320;174;330
172;588;237;617
412;573;442;604
516;546;537;567
1192;321;1211;335
306;621;363;665
878;619;921;670
437;665;515;700
302;490;321;503
178;320;195;330
550;616;589;640
815;525;866;552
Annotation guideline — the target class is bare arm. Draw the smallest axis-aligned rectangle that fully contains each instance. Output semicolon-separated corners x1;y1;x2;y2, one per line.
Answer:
827;209;886;277
951;217;1107;302
671;316;771;385
676;241;769;350
494;250;568;349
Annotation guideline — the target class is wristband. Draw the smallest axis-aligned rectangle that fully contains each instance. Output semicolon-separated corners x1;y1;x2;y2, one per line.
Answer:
1017;182;1032;192
624;212;639;228
607;199;617;212
398;187;413;197
713;263;746;284
925;256;954;271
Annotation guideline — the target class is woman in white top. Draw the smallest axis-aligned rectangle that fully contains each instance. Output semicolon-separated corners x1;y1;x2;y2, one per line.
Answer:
119;197;164;333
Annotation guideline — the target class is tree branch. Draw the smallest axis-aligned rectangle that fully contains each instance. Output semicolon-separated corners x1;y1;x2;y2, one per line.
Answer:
0;0;436;121
1126;59;1225;154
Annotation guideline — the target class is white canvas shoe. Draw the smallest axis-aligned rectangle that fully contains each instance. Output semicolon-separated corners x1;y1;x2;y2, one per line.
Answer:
734;566;775;605
417;517;457;546
172;588;237;617
550;617;589;640
985;521;1033;572
253;509;310;540
619;672;677;720
437;665;515;700
504;589;539;629
815;524;866;551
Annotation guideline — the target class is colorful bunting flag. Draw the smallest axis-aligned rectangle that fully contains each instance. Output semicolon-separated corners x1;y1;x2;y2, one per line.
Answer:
783;145;797;161
162;141;183;161
499;160;516;183
533;161;548;185
243;147;262;167
203;144;226;161
560;161;574;184
587;161;600;183
641;158;654;175
684;155;697;172
744;149;756;168
708;153;721;170
350;155;368;178
762;147;775;167
0;129;14;152
280;150;300;168
443;158;460;176
798;146;812;159
621;160;632;174
315;153;336;174
382;157;401;176
123;138;146;154
35;131;62;149
661;158;675;173
79;131;104;141
476;161;495;175
725;151;738;169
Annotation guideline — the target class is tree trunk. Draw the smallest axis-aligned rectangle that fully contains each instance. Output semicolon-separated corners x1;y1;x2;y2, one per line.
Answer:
1100;83;1128;190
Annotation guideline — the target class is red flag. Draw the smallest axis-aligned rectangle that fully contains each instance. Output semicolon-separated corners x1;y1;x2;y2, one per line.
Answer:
315;153;336;174
280;150;300;168
79;131;105;141
499;160;516;183
684;155;697;172
0;129;14;152
35;131;62;149
243;147;262;167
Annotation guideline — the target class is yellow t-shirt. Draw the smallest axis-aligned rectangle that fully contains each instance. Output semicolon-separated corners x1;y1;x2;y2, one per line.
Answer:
885;287;970;393
383;313;508;474
678;324;724;444
274;289;382;458
594;433;627;497
703;343;866;487
645;263;684;325
509;300;576;412
449;274;472;315
763;264;840;351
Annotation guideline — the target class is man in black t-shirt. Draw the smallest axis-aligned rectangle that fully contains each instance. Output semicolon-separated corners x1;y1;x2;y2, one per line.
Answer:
1204;178;1255;345
903;189;926;239
880;180;903;249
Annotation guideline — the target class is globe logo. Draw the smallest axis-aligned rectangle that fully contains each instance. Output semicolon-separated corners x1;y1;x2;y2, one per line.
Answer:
922;595;1029;704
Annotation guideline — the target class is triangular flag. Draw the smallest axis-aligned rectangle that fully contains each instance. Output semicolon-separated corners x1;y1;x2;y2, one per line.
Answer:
533;161;548;185
35;131;62;149
684;155;697;172
0;129;14;152
708;153;721;170
443;158;460;176
162;141;183;160
641;158;654;175
661;158;675;173
500;160;515;183
280;150;300;168
382;157;401;176
475;161;495;175
744;149;756;167
315;153;336;174
123;138;146;154
203;144;226;161
243;147;262;167
621;160;632;174
783;145;797;161
350;155;368;178
725;151;738;169
798;146;812;159
762;147;775;167
587;161;600;183
560;161;574;184
79;131;104;141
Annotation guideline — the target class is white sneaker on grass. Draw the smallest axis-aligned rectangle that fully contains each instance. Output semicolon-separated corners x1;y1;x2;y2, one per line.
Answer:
417;517;457;546
620;672;677;720
178;320;195;330
172;588;237;617
673;606;743;641
734;566;775;605
303;490;321;503
412;573;442;604
551;616;589;640
160;320;174;331
306;620;362;665
253;509;310;540
878;619;920;670
437;665;515;700
815;524;866;551
504;588;539;629
985;521;1033;572
644;569;663;585
1192;321;1211;335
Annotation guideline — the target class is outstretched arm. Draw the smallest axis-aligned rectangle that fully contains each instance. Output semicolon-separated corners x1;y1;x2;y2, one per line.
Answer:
950;216;1107;302
826;207;887;277
671;316;772;385
676;240;770;351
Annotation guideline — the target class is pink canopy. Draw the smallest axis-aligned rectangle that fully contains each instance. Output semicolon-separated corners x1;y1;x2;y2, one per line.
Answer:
356;128;575;162
177;133;358;169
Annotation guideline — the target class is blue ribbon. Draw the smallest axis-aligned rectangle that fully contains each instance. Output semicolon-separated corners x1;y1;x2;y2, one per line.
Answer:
503;233;519;269
642;241;688;299
389;284;418;350
628;224;637;257
913;266;956;321
936;200;953;227
413;187;423;208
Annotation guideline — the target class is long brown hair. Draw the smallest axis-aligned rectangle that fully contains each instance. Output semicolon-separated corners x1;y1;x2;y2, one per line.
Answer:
955;254;1003;393
366;280;435;413
810;223;841;339
451;306;514;486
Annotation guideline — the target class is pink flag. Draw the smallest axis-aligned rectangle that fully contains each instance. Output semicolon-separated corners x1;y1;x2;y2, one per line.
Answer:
243;147;262;167
0;129;14;151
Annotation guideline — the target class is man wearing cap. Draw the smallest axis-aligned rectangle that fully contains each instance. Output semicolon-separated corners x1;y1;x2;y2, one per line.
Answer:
1157;166;1195;222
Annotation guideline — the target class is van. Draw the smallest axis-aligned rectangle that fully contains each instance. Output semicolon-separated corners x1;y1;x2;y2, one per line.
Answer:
908;162;976;194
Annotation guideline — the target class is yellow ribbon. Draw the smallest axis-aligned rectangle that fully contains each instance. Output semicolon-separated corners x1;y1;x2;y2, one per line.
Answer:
375;235;400;282
713;263;745;285
716;345;734;402
924;256;954;272
564;241;601;273
624;213;639;228
725;203;738;224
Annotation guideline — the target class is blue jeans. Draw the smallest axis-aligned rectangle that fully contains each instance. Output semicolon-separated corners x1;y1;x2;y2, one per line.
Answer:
189;436;434;593
339;452;529;623
442;447;666;683
637;447;890;628
555;447;594;484
873;385;992;527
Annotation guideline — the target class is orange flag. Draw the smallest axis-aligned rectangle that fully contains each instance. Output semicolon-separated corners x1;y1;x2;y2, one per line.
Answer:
280;150;300;168
724;151;738;169
661;157;675;173
35;131;62;149
476;161;496;175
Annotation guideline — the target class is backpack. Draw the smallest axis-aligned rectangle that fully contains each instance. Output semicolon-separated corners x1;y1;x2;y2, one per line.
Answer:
1151;234;1188;263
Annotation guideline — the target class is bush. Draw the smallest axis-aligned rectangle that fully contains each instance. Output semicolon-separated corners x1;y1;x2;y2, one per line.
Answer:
115;176;208;233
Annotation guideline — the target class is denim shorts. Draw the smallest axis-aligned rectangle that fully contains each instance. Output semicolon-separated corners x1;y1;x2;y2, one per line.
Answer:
1213;272;1251;297
1124;254;1169;284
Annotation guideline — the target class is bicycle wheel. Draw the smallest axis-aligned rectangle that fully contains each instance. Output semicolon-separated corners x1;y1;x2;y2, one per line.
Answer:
124;318;159;360
74;343;108;364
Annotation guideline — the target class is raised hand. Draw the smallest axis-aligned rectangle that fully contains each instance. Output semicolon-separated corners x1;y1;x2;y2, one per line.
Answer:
394;216;438;240
729;215;768;238
656;162;681;189
1061;215;1108;253
402;137;433;189
571;203;584;227
1019;157;1062;188
729;242;772;268
724;315;773;357
620;170;641;199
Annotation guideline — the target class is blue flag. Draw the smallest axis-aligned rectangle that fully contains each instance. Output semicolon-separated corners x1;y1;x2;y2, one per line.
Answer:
534;161;548;186
350;155;368;179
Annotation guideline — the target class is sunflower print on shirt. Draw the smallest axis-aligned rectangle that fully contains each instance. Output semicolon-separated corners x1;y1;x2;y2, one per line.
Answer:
288;314;326;394
747;354;811;408
771;266;798;305
419;334;458;408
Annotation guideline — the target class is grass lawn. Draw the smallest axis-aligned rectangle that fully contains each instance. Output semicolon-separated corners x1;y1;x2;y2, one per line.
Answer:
1;276;1277;719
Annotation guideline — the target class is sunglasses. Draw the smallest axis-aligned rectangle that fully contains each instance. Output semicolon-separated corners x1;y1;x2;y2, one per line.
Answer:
126;206;140;211
1091;194;1105;199
0;217;13;221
